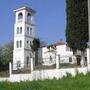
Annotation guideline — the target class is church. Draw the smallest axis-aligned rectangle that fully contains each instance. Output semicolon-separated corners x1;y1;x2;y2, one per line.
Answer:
13;6;77;70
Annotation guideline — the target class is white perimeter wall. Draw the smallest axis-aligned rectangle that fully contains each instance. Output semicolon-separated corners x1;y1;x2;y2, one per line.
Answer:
0;67;88;82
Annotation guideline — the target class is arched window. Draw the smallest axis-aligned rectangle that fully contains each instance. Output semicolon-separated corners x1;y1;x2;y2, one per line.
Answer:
26;56;29;67
27;27;29;35
30;41;32;48
30;41;32;45
17;27;19;34
27;13;31;23
16;41;19;48
20;27;22;34
20;40;22;47
27;40;29;48
30;28;32;36
18;12;23;21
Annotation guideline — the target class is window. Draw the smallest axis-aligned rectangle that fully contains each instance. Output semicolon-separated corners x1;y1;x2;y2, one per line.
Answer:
27;40;29;48
26;56;29;67
17;27;22;35
27;27;29;35
18;12;23;20
30;53;32;58
20;27;22;34
16;41;19;48
26;57;29;63
20;40;22;47
69;57;72;62
16;40;22;48
50;56;52;61
30;41;32;45
30;41;32;48
17;28;19;34
30;28;32;36
27;13;31;23
17;61;21;69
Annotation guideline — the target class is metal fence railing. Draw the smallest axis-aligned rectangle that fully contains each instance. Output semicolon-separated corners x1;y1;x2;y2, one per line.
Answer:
38;55;87;69
12;63;31;74
11;55;87;74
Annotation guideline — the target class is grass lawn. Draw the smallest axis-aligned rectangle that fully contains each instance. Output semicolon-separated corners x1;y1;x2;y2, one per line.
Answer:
0;73;90;90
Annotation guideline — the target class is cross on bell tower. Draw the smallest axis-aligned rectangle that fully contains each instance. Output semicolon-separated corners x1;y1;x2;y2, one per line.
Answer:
13;6;36;70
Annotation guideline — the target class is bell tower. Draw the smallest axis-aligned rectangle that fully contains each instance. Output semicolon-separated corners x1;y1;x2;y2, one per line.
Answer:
13;6;36;70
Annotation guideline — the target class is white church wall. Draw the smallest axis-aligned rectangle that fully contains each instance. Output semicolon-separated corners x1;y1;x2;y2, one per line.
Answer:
0;67;87;82
41;44;75;65
56;45;73;57
13;50;24;70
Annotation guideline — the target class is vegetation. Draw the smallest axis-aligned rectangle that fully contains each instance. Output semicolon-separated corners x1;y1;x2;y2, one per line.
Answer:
1;73;90;90
66;0;88;52
66;0;88;66
31;38;40;65
0;41;13;71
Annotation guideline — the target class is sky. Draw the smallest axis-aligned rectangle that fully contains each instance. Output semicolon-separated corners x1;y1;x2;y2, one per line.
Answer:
0;0;66;45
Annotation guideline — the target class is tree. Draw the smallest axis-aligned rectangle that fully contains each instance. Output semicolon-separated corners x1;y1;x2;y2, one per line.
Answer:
40;40;47;47
0;41;13;71
2;41;13;65
31;38;40;65
0;47;2;68
66;0;88;66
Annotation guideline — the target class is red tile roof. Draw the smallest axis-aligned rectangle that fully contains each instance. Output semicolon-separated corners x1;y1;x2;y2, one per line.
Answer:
41;41;65;48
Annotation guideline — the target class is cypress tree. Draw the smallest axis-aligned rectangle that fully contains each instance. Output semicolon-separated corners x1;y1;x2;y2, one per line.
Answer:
66;0;88;66
66;0;88;52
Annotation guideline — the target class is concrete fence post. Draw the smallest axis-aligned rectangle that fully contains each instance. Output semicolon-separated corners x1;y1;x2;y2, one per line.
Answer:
88;0;90;71
87;48;90;71
56;55;60;69
9;62;12;75
31;58;34;72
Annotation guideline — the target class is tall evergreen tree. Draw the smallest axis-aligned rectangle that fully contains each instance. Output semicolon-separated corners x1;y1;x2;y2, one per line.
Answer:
66;0;88;65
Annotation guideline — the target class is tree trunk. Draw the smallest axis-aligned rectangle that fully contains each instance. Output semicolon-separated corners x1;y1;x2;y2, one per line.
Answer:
35;50;38;66
32;52;35;68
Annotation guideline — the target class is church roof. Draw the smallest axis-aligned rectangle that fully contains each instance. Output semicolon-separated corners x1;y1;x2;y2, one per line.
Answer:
14;6;36;14
42;41;65;48
52;41;65;46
